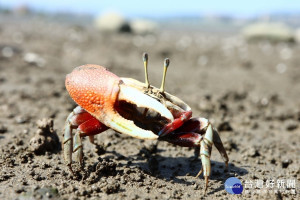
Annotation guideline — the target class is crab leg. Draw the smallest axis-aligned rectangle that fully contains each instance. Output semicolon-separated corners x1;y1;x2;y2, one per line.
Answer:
64;112;74;173
187;118;228;168
213;129;229;168
196;123;213;192
63;106;108;173
73;131;83;165
63;106;87;172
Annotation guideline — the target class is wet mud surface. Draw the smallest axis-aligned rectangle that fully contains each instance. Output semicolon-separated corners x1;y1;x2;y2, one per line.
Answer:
0;17;299;199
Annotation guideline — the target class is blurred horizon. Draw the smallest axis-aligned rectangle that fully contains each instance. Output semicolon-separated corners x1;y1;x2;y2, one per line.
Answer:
1;0;300;18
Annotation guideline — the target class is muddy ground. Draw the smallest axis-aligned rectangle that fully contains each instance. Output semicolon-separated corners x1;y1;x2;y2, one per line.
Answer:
0;15;299;200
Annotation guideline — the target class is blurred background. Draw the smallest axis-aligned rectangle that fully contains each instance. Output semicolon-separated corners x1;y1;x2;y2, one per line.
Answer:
1;0;300;33
0;1;299;199
1;0;300;28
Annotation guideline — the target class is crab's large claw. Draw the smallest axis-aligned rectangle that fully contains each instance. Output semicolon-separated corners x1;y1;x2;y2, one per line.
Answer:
66;64;173;140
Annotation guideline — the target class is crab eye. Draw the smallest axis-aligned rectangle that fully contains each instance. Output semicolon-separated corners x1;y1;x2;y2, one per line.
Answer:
160;58;170;93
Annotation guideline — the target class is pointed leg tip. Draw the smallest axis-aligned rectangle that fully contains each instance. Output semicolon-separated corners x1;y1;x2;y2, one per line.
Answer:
224;161;229;172
195;168;203;178
89;135;95;144
68;164;75;176
80;160;85;170
204;176;209;194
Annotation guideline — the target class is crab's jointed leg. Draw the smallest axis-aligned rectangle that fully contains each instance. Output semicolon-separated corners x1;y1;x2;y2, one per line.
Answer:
197;123;213;193
213;129;229;168
63;106;108;174
159;117;228;192
196;119;229;192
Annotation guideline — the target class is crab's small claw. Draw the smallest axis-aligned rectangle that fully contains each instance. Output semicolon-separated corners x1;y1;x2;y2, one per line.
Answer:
158;117;228;192
158;110;192;137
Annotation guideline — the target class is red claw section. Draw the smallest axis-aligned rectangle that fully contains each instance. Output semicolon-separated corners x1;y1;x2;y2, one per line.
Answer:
65;64;121;119
78;118;108;136
70;112;95;127
68;106;109;136
158;110;192;137
159;118;205;147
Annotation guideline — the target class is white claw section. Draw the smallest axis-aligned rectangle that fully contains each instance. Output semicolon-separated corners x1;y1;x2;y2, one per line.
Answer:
118;85;174;121
109;117;159;140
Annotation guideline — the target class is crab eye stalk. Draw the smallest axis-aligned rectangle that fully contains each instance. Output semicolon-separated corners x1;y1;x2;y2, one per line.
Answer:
160;58;170;93
143;52;150;88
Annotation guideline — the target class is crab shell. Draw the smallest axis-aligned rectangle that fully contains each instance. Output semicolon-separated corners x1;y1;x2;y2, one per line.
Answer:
65;64;191;140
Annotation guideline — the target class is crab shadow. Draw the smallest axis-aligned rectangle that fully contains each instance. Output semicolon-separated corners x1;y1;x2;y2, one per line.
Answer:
106;149;248;194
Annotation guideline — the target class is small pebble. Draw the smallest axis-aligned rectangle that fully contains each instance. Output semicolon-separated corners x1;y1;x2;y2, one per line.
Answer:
14;187;25;194
0;125;7;134
15;116;28;124
285;120;298;131
247;147;260;157
282;159;292;168
270;158;276;164
218;121;233;131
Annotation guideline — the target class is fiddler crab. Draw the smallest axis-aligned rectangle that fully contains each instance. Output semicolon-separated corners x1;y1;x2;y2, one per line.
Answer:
63;53;229;192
